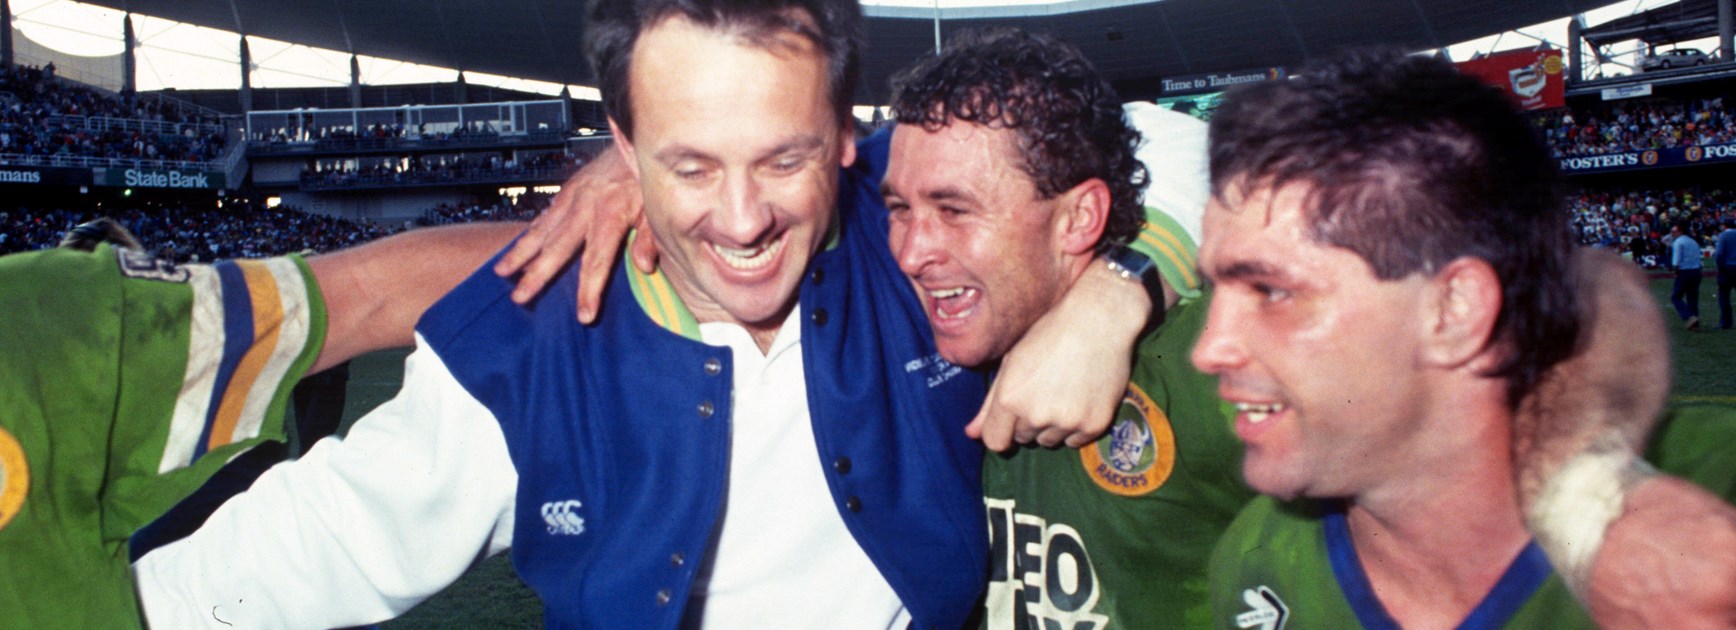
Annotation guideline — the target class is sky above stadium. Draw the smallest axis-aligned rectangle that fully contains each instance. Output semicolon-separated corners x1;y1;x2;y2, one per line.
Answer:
9;0;1721;98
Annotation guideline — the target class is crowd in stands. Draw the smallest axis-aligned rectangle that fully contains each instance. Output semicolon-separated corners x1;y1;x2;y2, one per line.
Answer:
1534;97;1736;158
0;193;554;262
0;64;228;165
1568;187;1735;267
256;119;526;145
0;202;396;262
417;192;552;226
301;151;584;188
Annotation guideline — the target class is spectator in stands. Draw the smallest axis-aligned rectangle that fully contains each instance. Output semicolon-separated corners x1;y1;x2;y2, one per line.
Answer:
1534;97;1736;158
1671;219;1705;330
1716;218;1736;330
0;64;225;167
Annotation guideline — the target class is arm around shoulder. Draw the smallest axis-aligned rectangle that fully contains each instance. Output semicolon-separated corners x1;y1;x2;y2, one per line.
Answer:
306;221;524;373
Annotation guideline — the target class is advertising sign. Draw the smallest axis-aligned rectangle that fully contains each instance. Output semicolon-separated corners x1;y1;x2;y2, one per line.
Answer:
1455;48;1566;110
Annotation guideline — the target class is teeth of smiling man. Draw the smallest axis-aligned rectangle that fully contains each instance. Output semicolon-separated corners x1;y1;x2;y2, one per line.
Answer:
1234;402;1287;424
712;234;785;270
926;287;978;319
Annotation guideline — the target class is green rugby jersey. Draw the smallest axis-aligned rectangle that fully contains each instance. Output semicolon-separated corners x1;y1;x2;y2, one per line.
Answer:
1645;402;1736;500
1209;498;1594;630
982;293;1257;629
0;244;325;628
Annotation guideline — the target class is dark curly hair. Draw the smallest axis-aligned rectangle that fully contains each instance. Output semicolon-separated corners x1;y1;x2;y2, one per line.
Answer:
889;28;1147;254
1209;47;1579;406
586;0;865;139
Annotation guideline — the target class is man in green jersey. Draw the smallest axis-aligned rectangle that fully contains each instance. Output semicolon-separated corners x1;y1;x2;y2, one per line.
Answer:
876;29;1252;628
0;219;518;627
1194;48;1736;629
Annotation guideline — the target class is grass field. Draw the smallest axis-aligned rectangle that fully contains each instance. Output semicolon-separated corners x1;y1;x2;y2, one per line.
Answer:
333;274;1733;627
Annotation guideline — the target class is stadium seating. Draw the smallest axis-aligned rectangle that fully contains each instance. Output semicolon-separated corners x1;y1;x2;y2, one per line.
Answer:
1536;97;1736;158
0;64;227;166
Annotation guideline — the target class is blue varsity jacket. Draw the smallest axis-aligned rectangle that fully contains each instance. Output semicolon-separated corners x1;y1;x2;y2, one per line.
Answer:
416;157;990;629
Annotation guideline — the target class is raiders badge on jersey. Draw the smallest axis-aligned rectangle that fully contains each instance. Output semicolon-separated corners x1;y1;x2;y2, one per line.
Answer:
115;247;190;283
1080;383;1176;496
0;427;28;531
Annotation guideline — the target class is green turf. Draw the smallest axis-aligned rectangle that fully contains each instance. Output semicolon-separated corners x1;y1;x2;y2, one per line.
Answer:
1649;272;1736;403
331;275;1732;627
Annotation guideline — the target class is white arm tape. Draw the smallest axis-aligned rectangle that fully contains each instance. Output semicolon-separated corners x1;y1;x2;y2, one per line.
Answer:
1527;431;1657;600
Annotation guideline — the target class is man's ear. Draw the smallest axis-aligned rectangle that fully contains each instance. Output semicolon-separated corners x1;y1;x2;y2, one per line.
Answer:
838;123;857;168
608;118;642;179
1421;257;1503;370
1054;178;1111;257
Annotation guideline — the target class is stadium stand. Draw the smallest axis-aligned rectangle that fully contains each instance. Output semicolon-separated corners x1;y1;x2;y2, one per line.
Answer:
0;64;227;167
1536;97;1736;158
300;150;584;189
0;193;549;262
1568;187;1734;266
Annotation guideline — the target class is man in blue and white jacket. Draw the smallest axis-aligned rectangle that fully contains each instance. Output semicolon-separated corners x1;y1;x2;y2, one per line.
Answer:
132;0;1148;627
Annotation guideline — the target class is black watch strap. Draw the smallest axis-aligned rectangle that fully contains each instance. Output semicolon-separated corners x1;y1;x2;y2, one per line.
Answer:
1102;246;1167;334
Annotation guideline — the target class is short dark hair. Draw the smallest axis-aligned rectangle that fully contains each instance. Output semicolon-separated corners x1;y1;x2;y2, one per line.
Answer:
586;0;865;139
59;217;142;252
889;28;1147;254
1209;47;1579;405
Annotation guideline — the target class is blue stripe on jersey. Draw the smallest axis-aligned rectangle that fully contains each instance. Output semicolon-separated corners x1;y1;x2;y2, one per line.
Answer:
1325;504;1553;630
193;260;255;460
1458;543;1551;630
1324;504;1401;630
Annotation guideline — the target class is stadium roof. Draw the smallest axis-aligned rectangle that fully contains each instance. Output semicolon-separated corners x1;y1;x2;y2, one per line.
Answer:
77;0;1619;101
1582;0;1721;48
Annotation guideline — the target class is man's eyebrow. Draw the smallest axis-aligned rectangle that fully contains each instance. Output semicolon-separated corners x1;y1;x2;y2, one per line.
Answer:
879;179;976;205
1208;259;1287;283
651;135;825;166
651;144;713;165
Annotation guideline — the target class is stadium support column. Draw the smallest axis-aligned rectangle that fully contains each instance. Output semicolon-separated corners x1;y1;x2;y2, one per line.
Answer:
1568;15;1583;83
1722;0;1733;63
1;0;13;69
122;13;136;96
350;54;362;108
239;36;253;113
456;71;468;104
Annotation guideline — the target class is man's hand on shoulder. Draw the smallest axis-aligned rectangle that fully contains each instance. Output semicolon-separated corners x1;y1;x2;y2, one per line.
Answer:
492;148;654;322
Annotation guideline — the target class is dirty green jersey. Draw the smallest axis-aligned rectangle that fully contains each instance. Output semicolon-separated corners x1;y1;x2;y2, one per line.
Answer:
0;245;325;628
1209;498;1594;630
982;293;1256;629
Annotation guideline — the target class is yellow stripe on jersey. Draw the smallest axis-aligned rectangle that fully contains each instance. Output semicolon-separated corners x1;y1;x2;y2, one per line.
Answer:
223;258;312;448
161;264;225;474
205;260;284;452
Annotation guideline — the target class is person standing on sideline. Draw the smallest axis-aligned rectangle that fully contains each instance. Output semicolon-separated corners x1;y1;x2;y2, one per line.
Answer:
1714;218;1736;330
1671;220;1703;330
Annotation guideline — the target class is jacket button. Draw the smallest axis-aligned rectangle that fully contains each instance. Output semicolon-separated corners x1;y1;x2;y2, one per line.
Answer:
833;457;852;474
812;307;829;326
697;401;715;418
811;267;826;285
670;552;685;567
845;496;862;512
703;358;722;376
656;589;672;606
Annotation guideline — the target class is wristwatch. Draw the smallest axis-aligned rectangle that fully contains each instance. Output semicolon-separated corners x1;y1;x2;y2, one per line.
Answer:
1102;245;1167;334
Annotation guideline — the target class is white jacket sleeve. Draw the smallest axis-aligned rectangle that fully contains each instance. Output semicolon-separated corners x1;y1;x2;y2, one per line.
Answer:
134;334;519;629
